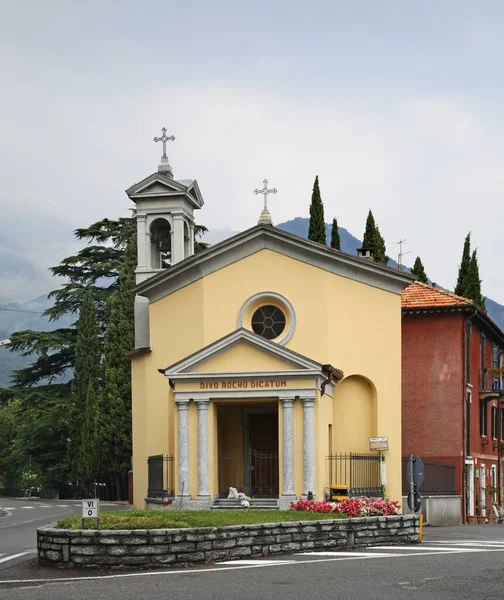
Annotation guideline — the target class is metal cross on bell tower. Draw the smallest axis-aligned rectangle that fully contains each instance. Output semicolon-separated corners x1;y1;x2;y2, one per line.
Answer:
254;178;277;226
153;127;175;159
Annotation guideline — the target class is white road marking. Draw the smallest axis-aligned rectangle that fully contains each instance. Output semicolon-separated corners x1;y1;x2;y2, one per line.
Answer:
0;551;33;564
2;508;16;511
38;505;51;508
217;559;294;565
370;546;478;552
1;544;504;586
296;551;400;557
56;504;69;508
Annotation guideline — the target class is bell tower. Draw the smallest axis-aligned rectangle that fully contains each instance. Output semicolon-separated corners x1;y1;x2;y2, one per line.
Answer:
126;129;204;347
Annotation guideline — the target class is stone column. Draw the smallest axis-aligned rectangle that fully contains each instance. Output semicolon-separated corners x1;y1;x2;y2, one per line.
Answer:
196;399;211;506
175;399;190;500
279;396;296;510
301;395;316;498
136;212;147;271
172;215;185;264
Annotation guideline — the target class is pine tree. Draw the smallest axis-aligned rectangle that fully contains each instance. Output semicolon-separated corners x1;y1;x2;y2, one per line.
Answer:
71;290;101;485
411;256;428;283
361;211;387;264
330;218;341;250
308;176;327;245
101;233;136;498
454;233;471;297
466;249;486;310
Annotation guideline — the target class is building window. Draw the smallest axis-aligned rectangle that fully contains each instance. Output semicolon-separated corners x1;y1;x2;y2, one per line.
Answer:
251;305;286;340
466;323;471;384
480;334;486;391
491;406;498;439
480;400;488;436
492;344;499;368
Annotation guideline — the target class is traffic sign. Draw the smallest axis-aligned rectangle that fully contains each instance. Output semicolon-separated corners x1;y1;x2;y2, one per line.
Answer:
406;455;424;488
82;498;99;519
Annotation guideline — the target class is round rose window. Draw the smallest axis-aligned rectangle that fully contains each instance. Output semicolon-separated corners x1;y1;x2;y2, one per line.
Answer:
251;305;286;340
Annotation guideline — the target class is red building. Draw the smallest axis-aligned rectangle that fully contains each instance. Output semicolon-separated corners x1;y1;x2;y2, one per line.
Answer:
402;282;504;522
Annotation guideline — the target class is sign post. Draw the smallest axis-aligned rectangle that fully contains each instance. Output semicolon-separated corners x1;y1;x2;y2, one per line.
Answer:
81;498;100;530
406;454;424;513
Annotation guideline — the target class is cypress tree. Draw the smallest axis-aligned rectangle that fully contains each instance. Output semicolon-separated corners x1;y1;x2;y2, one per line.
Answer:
101;233;136;498
80;380;101;486
454;233;471;297
71;290;102;485
466;249;486;310
308;176;327;245
361;211;387;265
330;218;341;250
411;256;428;283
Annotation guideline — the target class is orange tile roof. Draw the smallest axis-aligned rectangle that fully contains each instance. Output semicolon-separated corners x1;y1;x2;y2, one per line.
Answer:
401;281;473;309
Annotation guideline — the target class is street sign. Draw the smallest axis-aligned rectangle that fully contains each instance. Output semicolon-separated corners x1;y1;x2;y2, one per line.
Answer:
406;455;424;488
82;498;99;519
370;436;388;451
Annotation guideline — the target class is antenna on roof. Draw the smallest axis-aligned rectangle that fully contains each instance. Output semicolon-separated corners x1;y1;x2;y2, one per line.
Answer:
396;239;411;271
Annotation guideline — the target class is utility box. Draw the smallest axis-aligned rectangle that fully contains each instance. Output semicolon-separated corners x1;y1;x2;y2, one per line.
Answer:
328;485;350;501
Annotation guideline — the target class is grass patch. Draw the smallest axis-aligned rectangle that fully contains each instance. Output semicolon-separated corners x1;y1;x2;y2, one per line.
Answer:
56;509;348;530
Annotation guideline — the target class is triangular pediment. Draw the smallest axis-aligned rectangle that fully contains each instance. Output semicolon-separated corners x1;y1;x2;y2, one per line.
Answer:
160;329;324;380
126;173;204;208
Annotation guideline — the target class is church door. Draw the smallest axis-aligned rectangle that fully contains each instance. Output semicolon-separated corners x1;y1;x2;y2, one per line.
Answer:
247;412;279;497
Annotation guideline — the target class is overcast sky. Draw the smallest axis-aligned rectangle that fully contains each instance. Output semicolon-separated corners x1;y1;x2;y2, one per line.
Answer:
2;1;504;303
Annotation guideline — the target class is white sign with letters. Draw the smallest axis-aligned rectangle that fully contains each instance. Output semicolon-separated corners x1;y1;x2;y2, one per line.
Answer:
82;498;99;519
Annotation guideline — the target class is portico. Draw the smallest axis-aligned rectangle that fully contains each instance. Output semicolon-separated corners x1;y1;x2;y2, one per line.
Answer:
159;328;341;509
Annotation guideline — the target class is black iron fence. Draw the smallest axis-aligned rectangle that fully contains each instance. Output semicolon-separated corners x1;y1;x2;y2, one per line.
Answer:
147;455;175;498
401;458;456;495
326;453;381;498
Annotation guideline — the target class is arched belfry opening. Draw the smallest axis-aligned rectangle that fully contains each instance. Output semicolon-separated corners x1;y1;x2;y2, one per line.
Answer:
150;218;172;269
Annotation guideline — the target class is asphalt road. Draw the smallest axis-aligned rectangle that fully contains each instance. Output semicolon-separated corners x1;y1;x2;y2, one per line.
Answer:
0;497;126;573
1;523;504;599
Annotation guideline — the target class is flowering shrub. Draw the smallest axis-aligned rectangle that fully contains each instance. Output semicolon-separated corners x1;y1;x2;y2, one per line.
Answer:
289;497;400;517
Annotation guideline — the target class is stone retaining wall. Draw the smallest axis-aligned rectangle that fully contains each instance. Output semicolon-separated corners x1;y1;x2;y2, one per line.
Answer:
38;515;420;569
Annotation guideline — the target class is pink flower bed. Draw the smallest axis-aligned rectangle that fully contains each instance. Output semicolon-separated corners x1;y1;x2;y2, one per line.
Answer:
290;497;400;517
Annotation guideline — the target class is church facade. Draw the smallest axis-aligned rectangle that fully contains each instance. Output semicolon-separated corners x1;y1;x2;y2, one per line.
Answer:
128;148;413;510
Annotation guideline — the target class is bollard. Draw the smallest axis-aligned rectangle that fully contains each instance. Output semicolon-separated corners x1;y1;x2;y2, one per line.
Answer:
163;489;169;510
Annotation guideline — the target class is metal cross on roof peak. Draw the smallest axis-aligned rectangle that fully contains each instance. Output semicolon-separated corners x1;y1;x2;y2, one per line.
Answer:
254;178;277;211
153;127;175;159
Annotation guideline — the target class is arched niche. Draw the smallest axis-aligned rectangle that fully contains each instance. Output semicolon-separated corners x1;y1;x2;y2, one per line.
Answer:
332;375;377;453
150;218;172;269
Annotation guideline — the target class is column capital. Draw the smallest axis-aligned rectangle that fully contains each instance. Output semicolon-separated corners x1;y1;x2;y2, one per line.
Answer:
195;398;210;409
279;396;295;405
175;398;190;409
300;395;316;405
136;212;147;221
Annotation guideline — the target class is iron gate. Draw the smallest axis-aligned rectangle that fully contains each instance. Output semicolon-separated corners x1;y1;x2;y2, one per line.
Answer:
326;453;381;497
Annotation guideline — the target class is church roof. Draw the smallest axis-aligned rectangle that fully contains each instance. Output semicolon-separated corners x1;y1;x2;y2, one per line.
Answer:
401;281;473;309
135;224;415;303
125;172;203;209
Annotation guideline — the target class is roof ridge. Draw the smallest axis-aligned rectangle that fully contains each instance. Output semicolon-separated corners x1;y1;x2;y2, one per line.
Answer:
411;281;473;304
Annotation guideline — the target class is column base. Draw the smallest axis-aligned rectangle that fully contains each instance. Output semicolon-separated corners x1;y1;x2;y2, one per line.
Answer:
171;495;191;510
278;495;297;510
172;495;213;510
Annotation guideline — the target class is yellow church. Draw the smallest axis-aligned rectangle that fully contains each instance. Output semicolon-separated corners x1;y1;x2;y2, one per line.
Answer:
127;140;413;510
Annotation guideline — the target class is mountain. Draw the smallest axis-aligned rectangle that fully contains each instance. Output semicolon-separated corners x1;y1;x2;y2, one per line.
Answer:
0;295;75;388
